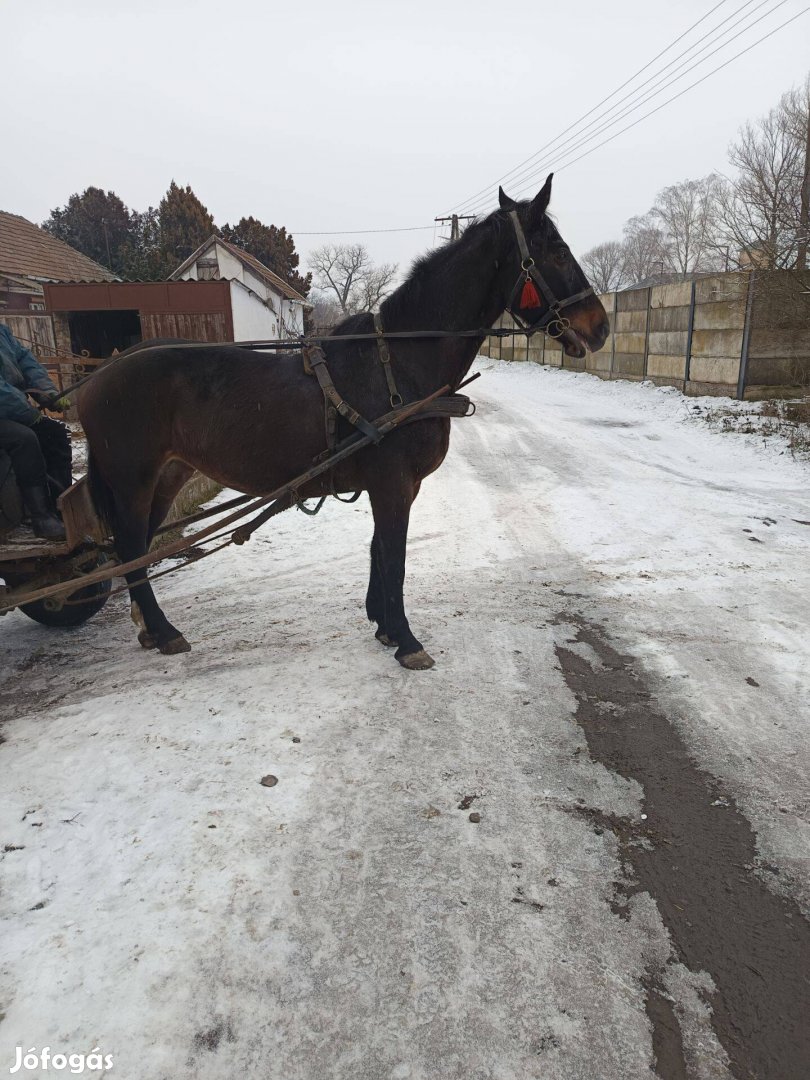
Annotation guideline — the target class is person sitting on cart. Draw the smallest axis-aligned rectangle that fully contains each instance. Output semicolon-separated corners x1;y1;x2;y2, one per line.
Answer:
0;324;72;540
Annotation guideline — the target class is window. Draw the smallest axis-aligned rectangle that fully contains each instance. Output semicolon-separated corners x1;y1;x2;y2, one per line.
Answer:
197;259;219;281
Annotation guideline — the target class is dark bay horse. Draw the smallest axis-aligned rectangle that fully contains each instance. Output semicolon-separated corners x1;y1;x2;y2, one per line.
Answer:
79;177;609;667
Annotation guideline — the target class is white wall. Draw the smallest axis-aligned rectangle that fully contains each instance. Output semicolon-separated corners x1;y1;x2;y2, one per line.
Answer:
229;281;278;341
215;244;248;287
178;240;306;339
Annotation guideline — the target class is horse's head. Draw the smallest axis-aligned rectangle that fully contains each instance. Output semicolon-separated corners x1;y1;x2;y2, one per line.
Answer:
497;175;609;359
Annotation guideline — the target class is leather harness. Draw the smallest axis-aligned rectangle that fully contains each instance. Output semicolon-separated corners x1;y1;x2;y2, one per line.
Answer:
301;210;594;502
506;210;595;339
374;312;403;407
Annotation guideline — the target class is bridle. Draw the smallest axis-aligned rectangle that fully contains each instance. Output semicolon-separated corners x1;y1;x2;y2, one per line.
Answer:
506;210;595;339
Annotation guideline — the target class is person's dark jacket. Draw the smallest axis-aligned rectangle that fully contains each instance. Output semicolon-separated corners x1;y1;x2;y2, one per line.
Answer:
0;325;59;426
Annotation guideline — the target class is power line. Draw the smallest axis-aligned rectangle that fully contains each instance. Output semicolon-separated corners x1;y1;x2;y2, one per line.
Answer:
459;0;790;215
447;0;732;214
521;5;810;191
434;213;476;242
292;225;435;236
462;0;794;216
457;0;777;215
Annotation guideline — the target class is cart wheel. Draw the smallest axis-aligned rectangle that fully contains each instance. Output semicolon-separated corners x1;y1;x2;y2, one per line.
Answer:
19;557;112;628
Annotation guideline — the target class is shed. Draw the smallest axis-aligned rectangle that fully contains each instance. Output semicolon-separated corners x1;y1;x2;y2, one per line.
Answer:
43;280;235;357
170;235;310;339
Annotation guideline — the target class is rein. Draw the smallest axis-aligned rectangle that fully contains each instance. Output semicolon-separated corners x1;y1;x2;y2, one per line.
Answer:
52;215;595;406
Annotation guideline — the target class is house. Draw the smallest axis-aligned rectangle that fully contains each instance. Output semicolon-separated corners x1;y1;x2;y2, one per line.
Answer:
1;214;309;360
42;236;311;357
169;235;309;339
0;211;114;355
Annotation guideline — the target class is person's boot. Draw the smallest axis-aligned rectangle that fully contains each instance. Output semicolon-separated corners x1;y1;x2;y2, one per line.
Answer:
20;485;66;541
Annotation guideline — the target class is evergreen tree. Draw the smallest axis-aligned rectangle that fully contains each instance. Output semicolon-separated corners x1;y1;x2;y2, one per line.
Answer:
157;181;215;275
220;216;311;297
42;187;134;275
120;207;165;281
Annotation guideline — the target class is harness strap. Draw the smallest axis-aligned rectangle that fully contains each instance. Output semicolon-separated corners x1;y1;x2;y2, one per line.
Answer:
303;344;383;443
373;312;403;407
507;210;595;337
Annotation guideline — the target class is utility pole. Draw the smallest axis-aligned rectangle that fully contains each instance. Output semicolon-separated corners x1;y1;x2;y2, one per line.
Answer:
797;100;810;271
434;213;475;242
101;217;112;270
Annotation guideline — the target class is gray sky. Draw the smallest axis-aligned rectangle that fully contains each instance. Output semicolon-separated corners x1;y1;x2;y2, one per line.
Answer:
5;0;809;277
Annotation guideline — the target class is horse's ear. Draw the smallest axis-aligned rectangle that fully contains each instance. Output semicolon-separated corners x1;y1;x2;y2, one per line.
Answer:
498;186;517;211
529;174;553;224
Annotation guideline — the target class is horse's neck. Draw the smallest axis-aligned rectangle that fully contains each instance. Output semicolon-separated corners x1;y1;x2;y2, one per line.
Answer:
383;226;508;390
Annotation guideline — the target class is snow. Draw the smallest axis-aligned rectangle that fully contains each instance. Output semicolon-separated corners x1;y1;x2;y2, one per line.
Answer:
1;360;808;1079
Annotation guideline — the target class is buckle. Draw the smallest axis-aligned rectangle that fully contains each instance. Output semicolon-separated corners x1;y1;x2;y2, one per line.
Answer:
546;316;571;339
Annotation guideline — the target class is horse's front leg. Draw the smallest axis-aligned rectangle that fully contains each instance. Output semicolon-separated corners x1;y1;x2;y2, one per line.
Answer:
366;532;396;647
367;480;433;670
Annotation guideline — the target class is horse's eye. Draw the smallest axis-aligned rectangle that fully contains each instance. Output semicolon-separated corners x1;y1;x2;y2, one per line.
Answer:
554;248;570;266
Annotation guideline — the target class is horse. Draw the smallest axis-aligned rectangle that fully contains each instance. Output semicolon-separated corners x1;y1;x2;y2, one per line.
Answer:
79;176;609;668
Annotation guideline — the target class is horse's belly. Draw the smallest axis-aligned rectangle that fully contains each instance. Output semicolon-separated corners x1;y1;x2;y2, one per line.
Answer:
174;411;325;497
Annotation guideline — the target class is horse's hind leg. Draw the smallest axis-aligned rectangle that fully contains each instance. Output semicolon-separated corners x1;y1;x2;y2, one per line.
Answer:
367;479;433;670
146;461;195;545
113;490;190;655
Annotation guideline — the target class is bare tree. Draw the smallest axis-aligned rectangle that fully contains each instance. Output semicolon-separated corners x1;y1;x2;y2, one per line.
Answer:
308;244;398;314
580;240;627;293
308;244;367;313
783;74;810;269
650;175;723;276
356;263;399;312
712;80;808;269
621;214;670;285
575;72;810;278
309;294;343;332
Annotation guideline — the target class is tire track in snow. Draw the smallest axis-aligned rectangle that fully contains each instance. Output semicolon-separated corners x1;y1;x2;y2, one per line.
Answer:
555;615;810;1080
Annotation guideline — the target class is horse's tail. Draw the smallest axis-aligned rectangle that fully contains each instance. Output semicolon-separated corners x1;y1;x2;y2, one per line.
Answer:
86;451;116;534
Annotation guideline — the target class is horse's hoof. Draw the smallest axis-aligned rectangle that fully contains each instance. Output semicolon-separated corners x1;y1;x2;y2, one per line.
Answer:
138;630;156;650
159;635;191;655
376;631;397;647
398;649;435;671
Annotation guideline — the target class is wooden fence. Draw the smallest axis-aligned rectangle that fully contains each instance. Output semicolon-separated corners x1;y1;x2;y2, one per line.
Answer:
0;313;57;357
0;313;103;421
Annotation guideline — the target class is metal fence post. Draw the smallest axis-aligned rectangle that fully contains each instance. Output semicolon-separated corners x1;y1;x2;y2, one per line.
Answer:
684;279;697;391
736;270;756;401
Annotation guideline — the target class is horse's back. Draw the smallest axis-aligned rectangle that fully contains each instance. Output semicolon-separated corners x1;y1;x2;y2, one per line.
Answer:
79;343;328;492
80;343;307;418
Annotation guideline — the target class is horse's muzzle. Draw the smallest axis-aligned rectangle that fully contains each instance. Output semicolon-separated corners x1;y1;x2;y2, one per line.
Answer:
565;300;610;356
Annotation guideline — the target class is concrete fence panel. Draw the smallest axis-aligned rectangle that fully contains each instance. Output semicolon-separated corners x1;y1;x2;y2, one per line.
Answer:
482;270;807;400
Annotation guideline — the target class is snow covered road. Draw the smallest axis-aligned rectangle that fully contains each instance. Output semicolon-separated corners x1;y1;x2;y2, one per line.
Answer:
1;360;809;1080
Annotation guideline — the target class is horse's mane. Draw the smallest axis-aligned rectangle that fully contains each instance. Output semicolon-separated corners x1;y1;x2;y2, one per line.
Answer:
326;197;554;336
381;212;505;324
326;213;504;339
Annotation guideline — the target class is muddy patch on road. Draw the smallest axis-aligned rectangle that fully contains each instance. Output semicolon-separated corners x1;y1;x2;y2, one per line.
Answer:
556;615;810;1080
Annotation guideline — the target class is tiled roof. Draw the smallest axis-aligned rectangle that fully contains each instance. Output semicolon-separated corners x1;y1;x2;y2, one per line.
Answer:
217;238;308;303
0;212;116;283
